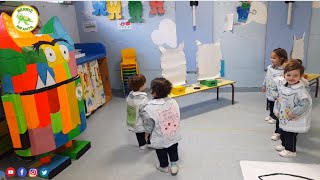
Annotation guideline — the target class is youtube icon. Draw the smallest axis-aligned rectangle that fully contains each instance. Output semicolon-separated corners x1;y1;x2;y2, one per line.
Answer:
6;167;16;177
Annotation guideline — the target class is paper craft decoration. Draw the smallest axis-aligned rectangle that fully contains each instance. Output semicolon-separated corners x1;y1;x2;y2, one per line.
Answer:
159;43;187;86
151;18;177;48
92;1;108;16
237;1;251;23
196;41;221;81
149;1;165;15
243;2;267;25
0;13;89;178
107;1;122;20
128;1;143;23
224;14;234;31
291;33;305;61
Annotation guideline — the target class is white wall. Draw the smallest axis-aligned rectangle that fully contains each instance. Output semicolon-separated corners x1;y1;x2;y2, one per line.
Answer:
24;1;80;43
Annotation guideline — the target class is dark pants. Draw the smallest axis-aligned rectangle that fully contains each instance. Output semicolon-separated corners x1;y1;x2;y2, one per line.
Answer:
280;129;298;152
268;99;277;120
155;143;179;168
268;99;280;134
135;132;150;147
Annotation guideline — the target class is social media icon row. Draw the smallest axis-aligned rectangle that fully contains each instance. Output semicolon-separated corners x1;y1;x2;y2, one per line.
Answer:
3;167;48;177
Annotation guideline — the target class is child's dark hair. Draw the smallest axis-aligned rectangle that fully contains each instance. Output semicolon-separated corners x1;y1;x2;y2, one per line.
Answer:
284;60;304;75
273;48;288;65
291;59;302;65
128;74;146;91
150;78;172;98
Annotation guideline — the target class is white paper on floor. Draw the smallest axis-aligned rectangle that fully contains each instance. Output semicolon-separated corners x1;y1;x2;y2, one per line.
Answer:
240;161;320;180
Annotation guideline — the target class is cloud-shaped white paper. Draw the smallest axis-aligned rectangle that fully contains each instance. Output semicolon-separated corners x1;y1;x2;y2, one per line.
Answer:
243;2;267;25
313;2;320;8
151;18;177;48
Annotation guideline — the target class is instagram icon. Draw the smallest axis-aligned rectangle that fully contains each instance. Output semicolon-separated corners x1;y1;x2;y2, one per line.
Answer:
28;168;38;177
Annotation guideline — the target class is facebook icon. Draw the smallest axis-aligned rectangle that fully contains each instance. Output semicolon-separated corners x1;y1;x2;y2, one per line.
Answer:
17;167;27;177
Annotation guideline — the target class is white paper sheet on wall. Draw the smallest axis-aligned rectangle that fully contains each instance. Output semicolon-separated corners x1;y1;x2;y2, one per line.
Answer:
224;14;234;31
160;43;187;86
151;18;177;48
196;41;221;81
291;33;305;61
243;2;267;25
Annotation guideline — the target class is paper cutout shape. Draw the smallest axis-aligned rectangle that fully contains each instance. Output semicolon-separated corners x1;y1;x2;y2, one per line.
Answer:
159;42;187;86
151;18;177;48
129;1;143;23
107;1;122;20
224;14;234;31
149;1;165;15
196;41;221;81
237;1;251;23
158;106;179;136
291;33;305;61
243;2;267;25
313;2;320;8
92;1;108;16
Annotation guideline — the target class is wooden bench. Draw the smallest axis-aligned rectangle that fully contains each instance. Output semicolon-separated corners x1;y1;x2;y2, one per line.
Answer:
169;79;236;104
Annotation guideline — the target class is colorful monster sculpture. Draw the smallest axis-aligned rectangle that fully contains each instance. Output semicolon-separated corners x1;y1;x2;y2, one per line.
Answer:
128;1;143;23
149;1;165;15
107;1;122;20
92;1;108;16
0;13;90;179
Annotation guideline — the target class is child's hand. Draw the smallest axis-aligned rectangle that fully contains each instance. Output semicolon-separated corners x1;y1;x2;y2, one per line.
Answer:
145;133;150;142
262;86;266;92
288;112;295;120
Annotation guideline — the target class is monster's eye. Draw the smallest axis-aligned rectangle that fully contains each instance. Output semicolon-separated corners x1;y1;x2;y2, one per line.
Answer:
59;45;69;61
44;47;56;62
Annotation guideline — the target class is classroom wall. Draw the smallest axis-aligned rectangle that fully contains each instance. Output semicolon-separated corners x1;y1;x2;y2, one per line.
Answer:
25;1;80;43
75;1;176;89
306;2;320;73
264;2;312;68
75;1;317;90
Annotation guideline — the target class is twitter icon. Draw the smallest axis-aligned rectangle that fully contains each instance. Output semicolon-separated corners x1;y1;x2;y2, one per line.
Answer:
40;168;48;177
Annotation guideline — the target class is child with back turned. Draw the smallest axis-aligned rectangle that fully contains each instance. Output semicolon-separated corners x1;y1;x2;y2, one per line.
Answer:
126;74;149;150
262;48;288;141
142;78;181;176
273;60;312;157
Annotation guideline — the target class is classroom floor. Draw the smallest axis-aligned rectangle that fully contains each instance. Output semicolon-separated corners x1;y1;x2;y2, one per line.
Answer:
1;90;320;180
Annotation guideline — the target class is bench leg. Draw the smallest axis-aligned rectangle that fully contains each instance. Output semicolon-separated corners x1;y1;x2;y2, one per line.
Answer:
217;87;219;100
231;84;234;105
316;78;319;98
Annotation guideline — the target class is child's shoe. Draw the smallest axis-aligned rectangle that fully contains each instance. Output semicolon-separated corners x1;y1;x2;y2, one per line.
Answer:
156;164;169;173
268;118;277;124
279;150;296;157
271;133;280;141
275;145;285;151
139;144;148;150
265;116;272;121
170;162;178;176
